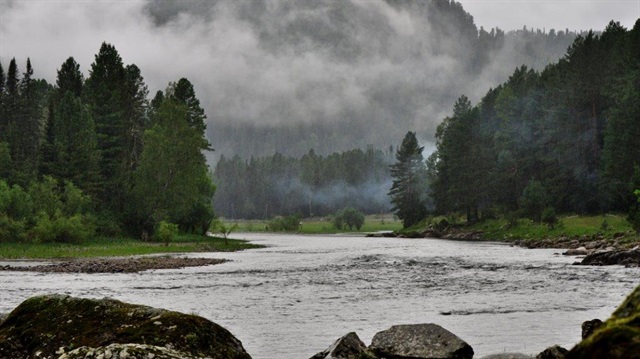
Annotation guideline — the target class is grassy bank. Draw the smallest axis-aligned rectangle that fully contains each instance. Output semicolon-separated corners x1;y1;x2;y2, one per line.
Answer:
0;234;263;260
470;214;634;240
224;214;403;234
415;213;639;247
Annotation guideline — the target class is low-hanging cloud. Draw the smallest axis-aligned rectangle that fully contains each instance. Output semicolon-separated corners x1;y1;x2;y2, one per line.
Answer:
1;0;598;160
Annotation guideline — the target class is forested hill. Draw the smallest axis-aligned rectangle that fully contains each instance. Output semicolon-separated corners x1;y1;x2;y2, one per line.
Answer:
427;20;640;221
197;0;581;158
213;148;393;219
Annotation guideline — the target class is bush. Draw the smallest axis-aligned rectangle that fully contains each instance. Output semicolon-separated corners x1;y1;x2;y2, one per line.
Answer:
29;212;95;244
332;207;365;231
156;220;179;246
266;215;301;232
519;180;548;223
505;211;520;229
541;207;558;229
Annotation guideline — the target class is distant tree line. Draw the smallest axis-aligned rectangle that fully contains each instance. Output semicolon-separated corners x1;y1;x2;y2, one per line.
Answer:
0;43;214;242
422;20;640;224
213;148;393;219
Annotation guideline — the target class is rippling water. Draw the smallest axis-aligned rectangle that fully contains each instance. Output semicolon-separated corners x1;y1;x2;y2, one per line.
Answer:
1;233;638;358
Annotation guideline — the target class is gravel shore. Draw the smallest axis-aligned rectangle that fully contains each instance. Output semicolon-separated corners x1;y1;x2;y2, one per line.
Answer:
0;256;227;273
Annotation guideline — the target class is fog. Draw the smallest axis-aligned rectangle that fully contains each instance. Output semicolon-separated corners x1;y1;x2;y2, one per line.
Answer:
1;0;634;159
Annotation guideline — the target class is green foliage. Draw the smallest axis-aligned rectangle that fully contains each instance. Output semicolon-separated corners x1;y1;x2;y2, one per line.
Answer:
332;207;365;230
541;207;559;229
389;131;428;228
519;180;548;223
209;217;238;244
0;177;95;243
30;212;95;244
132;99;213;238
628;189;640;233
156;221;179;246
266;215;301;232
428;24;640;218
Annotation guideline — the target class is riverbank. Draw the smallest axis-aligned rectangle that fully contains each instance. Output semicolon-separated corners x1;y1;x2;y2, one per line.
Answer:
392;214;640;250
0;234;263;260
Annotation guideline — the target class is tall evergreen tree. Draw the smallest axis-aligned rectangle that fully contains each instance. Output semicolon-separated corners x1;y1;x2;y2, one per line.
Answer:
388;131;428;228
84;42;131;213
168;78;207;140
51;92;100;194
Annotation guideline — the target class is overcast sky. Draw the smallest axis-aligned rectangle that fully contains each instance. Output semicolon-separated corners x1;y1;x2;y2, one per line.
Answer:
458;0;639;32
1;0;638;158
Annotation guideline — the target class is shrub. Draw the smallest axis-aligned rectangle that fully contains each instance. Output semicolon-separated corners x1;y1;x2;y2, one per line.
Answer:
266;215;301;232
30;212;95;244
519;180;548;223
541;207;558;229
332;207;365;231
156;220;179;246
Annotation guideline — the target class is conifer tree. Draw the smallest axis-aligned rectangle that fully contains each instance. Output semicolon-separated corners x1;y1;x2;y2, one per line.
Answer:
388;131;428;228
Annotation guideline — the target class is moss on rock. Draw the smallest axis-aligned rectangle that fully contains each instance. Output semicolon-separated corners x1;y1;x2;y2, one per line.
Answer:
0;294;252;359
567;284;640;359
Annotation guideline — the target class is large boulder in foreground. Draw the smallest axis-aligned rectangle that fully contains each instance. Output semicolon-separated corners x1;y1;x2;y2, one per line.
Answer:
369;324;473;359
0;294;252;359
311;332;372;359
566;284;640;359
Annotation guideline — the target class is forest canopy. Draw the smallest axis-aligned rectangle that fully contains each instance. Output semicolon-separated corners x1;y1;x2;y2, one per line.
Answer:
426;20;640;223
0;43;214;242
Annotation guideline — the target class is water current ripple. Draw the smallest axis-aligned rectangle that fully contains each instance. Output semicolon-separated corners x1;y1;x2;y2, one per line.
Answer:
0;233;638;359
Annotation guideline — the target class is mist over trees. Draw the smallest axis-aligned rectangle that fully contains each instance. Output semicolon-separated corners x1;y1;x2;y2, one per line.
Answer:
428;20;640;220
213;148;393;219
0;43;214;241
142;0;583;159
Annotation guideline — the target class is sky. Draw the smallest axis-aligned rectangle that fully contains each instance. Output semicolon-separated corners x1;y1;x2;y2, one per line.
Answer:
1;0;638;158
458;0;639;33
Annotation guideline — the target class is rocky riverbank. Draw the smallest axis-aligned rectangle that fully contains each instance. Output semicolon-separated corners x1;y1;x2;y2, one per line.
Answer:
368;226;640;266
0;256;227;273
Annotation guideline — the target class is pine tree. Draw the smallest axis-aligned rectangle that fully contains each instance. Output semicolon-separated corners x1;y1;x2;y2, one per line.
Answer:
84;43;131;212
388;131;428;228
168;78;207;140
51;92;100;194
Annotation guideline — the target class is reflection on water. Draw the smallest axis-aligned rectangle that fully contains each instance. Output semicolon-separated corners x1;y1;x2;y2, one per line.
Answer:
0;233;637;358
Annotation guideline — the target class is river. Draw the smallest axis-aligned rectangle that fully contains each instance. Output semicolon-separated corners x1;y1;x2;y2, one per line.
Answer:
0;233;638;358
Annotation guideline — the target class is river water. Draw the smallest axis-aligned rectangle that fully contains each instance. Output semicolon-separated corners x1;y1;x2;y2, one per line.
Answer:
0;233;638;358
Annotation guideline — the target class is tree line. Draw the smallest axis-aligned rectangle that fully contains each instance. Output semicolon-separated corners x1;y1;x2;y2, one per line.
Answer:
0;43;213;242
213;147;393;219
399;20;640;227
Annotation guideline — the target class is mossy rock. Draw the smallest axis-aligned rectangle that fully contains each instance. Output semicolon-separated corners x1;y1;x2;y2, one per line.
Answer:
567;284;640;359
0;294;252;359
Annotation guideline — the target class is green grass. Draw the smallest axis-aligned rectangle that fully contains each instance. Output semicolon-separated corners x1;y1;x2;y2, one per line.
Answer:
469;214;635;242
0;234;262;260
223;214;403;234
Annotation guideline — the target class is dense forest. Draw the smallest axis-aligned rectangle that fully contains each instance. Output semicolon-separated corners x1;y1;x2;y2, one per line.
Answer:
213;148;393;219
0;43;214;242
426;20;640;224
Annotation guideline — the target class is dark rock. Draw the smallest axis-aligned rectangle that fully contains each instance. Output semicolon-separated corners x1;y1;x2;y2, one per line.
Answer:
311;332;371;359
0;294;252;359
536;345;567;359
480;354;533;359
580;319;603;339
562;247;588;256
369;323;473;359
579;248;640;266
566;284;640;359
